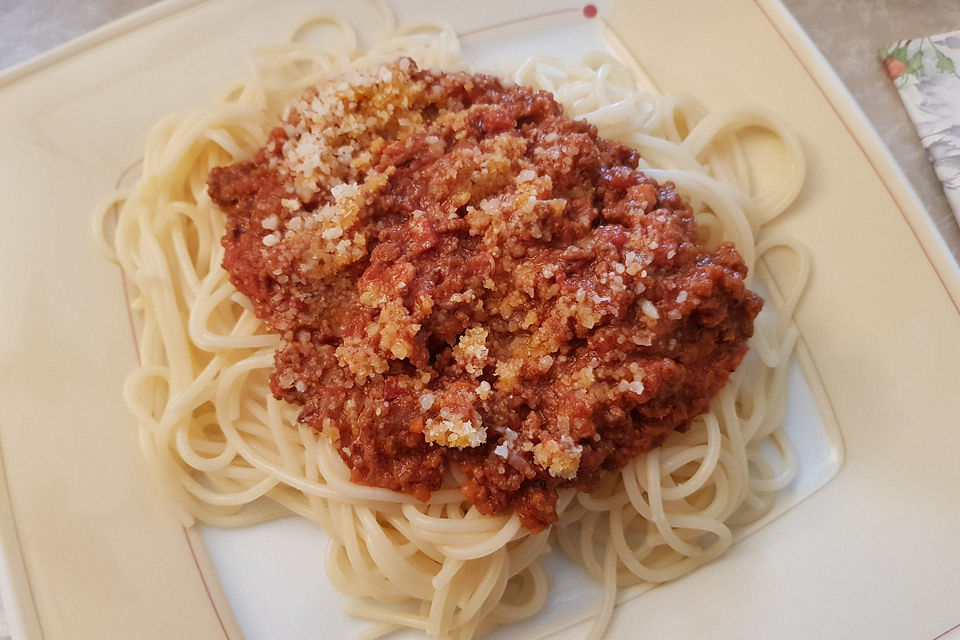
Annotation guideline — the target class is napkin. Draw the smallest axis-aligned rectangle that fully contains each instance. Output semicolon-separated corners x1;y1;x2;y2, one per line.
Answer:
881;31;960;228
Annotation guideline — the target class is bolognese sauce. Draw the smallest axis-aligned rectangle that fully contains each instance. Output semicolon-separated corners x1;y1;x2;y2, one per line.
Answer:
207;59;761;531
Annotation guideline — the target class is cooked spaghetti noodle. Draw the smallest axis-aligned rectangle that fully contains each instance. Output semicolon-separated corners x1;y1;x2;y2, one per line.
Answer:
95;7;806;639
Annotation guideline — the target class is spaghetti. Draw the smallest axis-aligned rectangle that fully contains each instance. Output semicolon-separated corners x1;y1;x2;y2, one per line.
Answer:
96;8;806;640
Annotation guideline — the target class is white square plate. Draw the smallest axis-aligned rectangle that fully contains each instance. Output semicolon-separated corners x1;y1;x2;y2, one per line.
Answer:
0;1;958;639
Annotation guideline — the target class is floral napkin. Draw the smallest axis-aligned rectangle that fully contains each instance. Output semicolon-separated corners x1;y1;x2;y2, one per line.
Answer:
881;32;960;227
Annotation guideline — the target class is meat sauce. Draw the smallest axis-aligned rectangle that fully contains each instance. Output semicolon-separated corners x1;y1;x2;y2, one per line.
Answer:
207;59;761;531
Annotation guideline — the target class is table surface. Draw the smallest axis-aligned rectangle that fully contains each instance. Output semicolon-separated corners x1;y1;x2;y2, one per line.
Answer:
0;1;958;638
2;0;959;263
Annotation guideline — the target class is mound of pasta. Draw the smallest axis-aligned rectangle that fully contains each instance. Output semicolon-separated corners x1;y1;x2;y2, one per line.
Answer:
102;10;806;640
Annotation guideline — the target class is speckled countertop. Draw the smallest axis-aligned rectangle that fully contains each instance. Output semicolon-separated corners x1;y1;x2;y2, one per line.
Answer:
2;0;958;261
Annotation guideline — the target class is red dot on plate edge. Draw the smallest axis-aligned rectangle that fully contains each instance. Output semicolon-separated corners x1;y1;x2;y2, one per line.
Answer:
583;4;598;18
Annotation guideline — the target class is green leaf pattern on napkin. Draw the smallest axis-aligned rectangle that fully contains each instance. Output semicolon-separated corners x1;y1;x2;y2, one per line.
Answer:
880;37;960;86
935;49;957;75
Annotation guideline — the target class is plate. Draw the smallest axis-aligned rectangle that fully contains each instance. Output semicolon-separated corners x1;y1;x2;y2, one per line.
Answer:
0;1;958;639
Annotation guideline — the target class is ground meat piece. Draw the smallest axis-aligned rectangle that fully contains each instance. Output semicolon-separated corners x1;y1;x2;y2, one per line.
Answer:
207;59;762;532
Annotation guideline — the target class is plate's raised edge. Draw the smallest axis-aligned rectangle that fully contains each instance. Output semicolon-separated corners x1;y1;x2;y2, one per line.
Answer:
0;2;226;635
0;0;208;90
0;434;44;640
752;0;960;314
181;526;246;640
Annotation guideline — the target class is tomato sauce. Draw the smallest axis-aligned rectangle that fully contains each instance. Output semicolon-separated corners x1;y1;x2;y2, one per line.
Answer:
207;59;760;531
